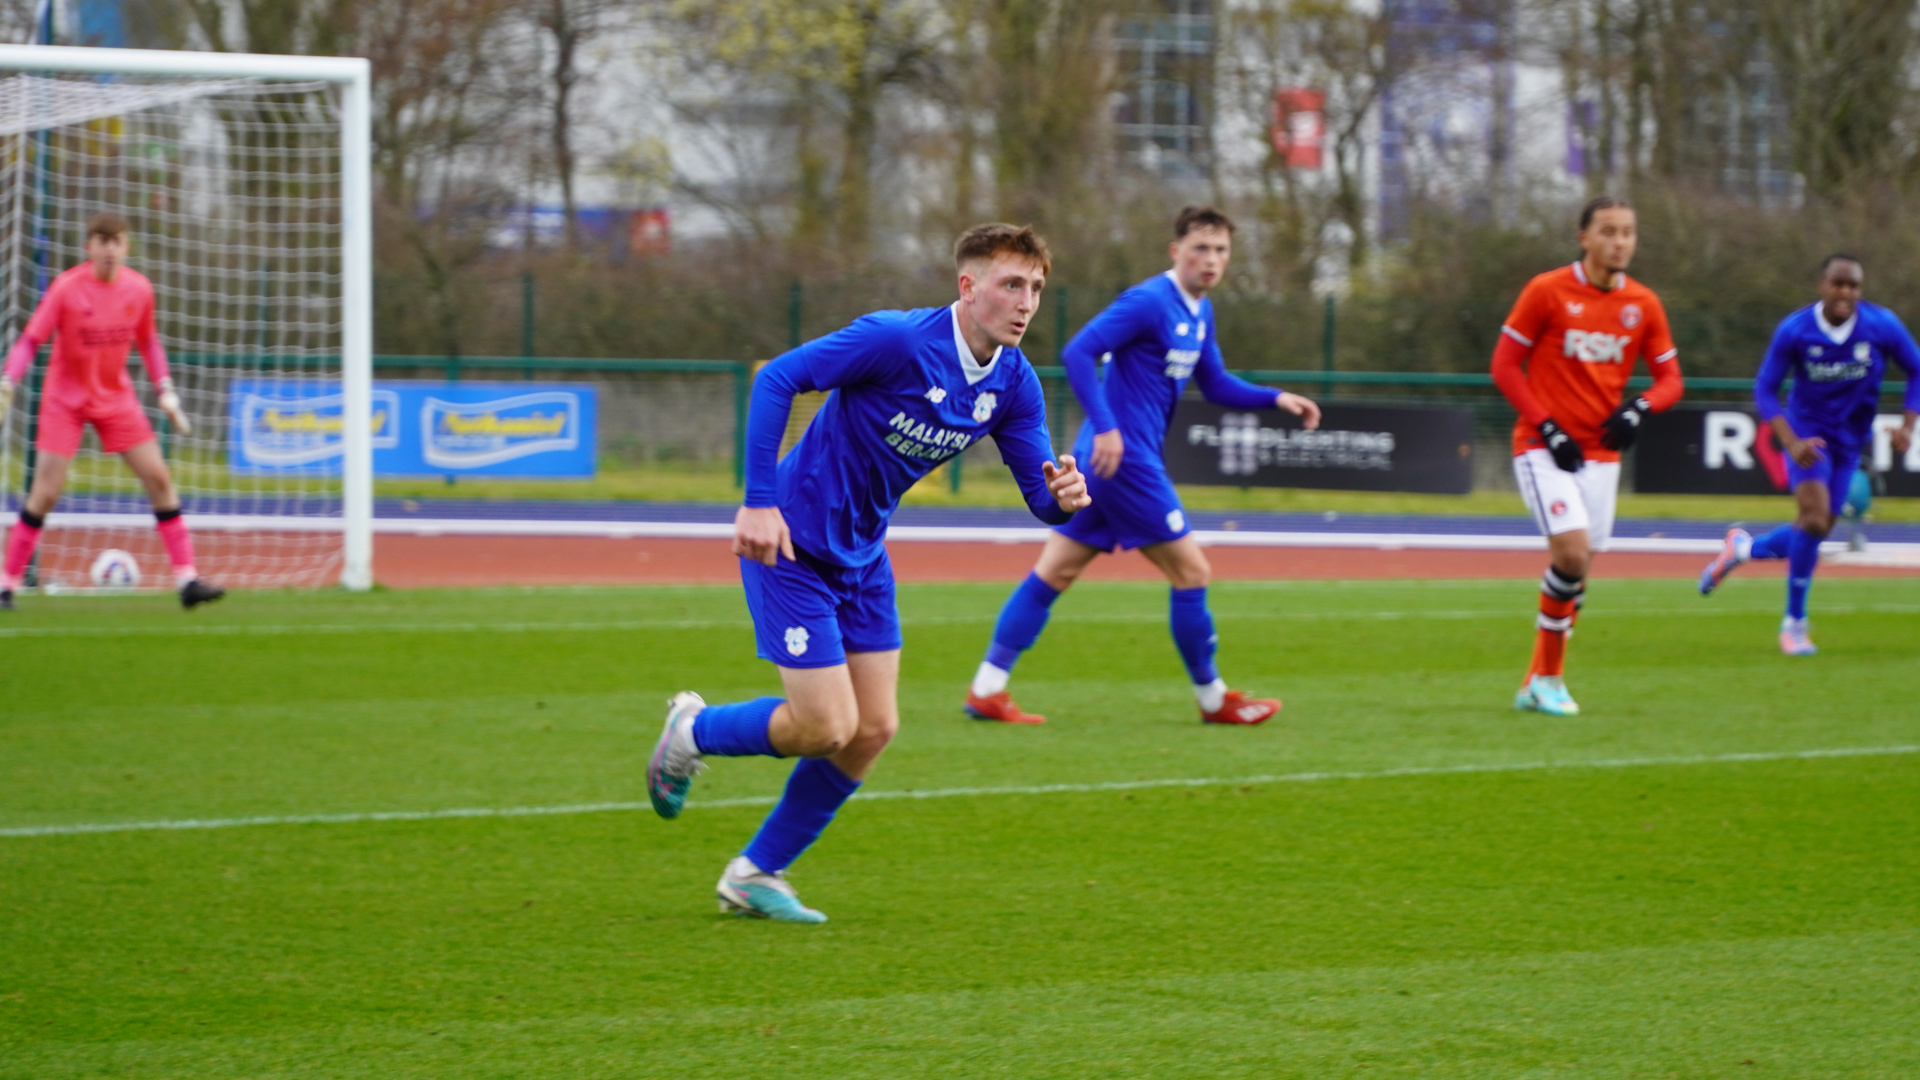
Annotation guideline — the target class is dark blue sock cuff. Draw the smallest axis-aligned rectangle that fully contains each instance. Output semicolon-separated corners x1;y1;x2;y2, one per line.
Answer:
691;697;783;758
804;756;861;796
1018;572;1062;605
985;642;1022;670
1171;585;1208;604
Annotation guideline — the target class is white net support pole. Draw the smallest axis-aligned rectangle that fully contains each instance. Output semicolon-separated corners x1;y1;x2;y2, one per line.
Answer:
0;45;373;591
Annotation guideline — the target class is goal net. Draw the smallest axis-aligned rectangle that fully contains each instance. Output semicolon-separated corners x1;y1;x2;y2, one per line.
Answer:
0;50;371;592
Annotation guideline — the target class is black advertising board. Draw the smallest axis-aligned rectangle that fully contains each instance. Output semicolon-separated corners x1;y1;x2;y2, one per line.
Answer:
1163;401;1475;494
1633;405;1920;496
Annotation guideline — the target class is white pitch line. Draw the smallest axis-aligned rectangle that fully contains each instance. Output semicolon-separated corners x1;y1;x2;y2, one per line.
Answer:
1;602;1916;640
4;744;1913;840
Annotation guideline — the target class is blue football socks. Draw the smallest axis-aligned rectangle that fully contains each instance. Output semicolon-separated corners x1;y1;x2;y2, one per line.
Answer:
1169;586;1220;685
1749;524;1794;560
1786;526;1821;620
691;696;783;758
984;572;1061;672
742;757;861;873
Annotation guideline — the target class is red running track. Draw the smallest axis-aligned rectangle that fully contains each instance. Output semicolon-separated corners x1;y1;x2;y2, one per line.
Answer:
370;535;1919;588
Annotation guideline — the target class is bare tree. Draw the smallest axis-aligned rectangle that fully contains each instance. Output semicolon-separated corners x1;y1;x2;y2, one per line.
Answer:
1221;0;1388;286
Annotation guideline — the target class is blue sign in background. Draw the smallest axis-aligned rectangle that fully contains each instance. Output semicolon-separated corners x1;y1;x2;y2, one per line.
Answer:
229;380;598;477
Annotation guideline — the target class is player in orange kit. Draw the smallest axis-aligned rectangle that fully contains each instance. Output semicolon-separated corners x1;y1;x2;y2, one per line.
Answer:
1490;195;1683;715
0;212;223;609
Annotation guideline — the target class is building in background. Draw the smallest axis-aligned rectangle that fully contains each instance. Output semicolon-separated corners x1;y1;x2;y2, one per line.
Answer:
1115;0;1217;179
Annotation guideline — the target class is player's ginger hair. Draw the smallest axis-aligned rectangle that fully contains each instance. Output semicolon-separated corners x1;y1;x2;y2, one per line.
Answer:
953;223;1051;277
86;212;129;242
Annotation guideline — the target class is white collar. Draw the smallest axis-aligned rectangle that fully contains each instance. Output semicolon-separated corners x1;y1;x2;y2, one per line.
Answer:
1813;302;1857;346
1163;270;1204;317
1571;260;1625;292
949;303;1000;385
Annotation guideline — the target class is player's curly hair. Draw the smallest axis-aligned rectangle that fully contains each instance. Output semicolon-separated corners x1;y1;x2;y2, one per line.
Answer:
1174;205;1235;238
1578;194;1631;230
953;223;1051;276
86;212;129;241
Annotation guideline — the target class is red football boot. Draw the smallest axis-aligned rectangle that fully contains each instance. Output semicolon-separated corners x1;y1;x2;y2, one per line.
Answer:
964;691;1046;725
1201;690;1281;725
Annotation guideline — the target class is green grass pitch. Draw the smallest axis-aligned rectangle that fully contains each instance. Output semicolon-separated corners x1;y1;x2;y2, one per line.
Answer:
2;575;1917;1078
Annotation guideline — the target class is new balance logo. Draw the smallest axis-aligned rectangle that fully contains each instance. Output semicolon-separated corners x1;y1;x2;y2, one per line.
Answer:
925;387;947;403
1564;329;1630;364
1566;301;1585;315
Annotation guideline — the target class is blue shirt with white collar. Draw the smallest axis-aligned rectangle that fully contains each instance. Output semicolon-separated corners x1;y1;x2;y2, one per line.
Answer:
1755;300;1920;447
1063;271;1282;457
744;304;1069;568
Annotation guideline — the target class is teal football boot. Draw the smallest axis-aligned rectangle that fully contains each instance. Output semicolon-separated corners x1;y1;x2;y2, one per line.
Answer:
647;691;706;819
1514;674;1580;716
716;856;828;923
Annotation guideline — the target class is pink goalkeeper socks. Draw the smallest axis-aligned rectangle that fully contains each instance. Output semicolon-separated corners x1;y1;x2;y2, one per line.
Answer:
3;517;40;589
156;514;197;584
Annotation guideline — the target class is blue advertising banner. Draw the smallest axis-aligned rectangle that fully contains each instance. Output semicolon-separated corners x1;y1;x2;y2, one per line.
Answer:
229;380;597;477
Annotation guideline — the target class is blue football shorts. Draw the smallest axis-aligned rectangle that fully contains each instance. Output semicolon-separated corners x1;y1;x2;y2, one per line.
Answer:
1055;445;1192;553
1785;433;1862;518
739;544;903;669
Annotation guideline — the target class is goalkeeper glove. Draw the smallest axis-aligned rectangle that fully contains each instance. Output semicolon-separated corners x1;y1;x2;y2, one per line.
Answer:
1599;395;1652;451
1537;417;1583;472
157;378;192;435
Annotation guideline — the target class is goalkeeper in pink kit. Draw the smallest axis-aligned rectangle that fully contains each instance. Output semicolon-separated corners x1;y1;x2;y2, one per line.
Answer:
0;212;223;609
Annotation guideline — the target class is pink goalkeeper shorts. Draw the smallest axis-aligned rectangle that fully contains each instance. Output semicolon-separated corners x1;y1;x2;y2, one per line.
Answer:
35;392;156;457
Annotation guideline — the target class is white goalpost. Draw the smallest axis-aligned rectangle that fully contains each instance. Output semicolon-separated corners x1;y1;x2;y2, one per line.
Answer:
0;45;372;592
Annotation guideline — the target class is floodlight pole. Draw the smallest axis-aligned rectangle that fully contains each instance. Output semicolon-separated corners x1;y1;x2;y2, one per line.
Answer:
0;45;377;591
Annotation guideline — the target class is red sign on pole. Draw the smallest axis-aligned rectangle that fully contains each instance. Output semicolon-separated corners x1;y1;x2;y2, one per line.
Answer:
1271;88;1327;169
628;208;671;256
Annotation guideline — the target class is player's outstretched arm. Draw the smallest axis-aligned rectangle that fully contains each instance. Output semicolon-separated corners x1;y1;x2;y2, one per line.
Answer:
995;368;1084;524
1063;290;1150;477
136;297;191;435
1;281;61;410
1043;455;1090;513
1191;337;1319;427
733;349;815;565
1887;315;1920;455
1276;391;1321;429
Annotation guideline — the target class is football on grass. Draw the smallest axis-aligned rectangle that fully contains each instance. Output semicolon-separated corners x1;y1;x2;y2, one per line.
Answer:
89;549;141;588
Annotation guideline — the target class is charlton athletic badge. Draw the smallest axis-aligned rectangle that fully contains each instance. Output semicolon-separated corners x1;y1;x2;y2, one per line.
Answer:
1550;500;1568;517
1619;304;1642;329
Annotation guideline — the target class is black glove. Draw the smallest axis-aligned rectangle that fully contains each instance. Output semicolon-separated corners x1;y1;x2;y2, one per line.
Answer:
1599;396;1652;451
1538;418;1583;472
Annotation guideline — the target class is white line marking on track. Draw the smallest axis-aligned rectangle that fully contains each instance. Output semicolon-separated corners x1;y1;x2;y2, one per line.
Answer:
3;603;1917;639
5;744;1913;839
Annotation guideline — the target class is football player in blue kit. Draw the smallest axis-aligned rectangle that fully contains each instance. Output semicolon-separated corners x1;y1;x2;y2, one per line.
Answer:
1699;255;1920;653
645;224;1090;922
964;207;1321;726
